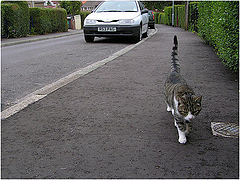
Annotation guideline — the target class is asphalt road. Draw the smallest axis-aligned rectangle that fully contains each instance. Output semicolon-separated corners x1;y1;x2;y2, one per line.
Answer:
1;33;136;110
1;25;239;178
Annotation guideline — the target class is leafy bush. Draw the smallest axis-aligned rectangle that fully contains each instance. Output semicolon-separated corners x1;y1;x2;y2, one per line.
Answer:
159;1;239;72
197;1;213;44
30;8;68;35
198;1;239;72
162;5;185;27
80;11;91;28
153;12;160;24
158;13;165;24
59;1;82;16
174;5;185;28
1;1;29;38
164;6;172;25
1;5;6;37
188;2;198;32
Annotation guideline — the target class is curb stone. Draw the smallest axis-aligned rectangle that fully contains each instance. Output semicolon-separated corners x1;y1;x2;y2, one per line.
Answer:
1;30;83;47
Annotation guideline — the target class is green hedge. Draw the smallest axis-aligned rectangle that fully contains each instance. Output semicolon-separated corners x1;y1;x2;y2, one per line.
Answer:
164;6;172;25
158;13;165;24
198;1;239;72
1;5;6;37
174;5;185;28
80;11;91;28
1;1;29;38
188;2;198;32
162;4;196;29
153;12;160;24
158;1;238;72
163;5;185;27
30;8;68;35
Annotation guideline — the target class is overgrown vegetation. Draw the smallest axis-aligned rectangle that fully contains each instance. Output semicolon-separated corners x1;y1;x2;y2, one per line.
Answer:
59;1;82;16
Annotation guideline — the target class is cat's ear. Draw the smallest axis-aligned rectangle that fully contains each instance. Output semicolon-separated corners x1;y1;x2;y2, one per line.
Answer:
194;96;202;103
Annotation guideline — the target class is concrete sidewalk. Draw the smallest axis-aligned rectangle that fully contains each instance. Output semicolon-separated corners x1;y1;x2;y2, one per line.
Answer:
1;29;83;47
1;25;238;179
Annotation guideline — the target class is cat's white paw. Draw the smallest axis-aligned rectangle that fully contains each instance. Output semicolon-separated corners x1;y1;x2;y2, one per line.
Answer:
167;105;172;112
178;137;187;144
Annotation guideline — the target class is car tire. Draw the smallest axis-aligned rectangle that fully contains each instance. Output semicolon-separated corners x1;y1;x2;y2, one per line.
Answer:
150;23;155;29
142;27;148;38
132;26;142;43
84;35;94;43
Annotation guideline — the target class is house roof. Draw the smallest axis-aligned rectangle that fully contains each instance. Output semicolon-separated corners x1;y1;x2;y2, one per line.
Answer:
81;1;102;8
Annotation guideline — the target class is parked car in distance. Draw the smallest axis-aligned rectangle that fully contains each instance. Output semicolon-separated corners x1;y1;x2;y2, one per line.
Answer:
148;10;155;29
83;0;149;43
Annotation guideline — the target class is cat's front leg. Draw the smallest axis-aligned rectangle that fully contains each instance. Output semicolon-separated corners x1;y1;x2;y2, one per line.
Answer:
175;121;187;144
178;130;187;144
167;104;172;112
185;122;192;136
165;101;172;112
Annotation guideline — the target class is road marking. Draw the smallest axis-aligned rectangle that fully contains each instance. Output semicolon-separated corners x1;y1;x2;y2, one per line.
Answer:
1;29;158;120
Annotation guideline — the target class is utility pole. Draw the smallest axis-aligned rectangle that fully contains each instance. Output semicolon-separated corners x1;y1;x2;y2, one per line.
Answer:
31;0;35;7
172;0;174;27
185;1;189;30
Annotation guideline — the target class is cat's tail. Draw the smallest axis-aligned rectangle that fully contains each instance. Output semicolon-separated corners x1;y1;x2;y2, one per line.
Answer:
171;35;180;73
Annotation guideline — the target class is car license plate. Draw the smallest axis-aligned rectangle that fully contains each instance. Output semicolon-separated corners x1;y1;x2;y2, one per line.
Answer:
98;27;116;32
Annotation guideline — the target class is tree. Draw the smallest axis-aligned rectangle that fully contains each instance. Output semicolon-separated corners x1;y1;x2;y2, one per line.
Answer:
60;1;82;16
143;1;184;12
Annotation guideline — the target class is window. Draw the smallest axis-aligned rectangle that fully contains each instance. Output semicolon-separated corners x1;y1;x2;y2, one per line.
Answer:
138;1;145;11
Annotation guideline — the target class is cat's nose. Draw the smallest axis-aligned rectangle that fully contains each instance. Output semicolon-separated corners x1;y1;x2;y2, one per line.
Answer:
185;113;195;121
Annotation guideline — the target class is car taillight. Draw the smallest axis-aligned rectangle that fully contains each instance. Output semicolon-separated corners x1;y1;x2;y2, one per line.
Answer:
152;12;154;20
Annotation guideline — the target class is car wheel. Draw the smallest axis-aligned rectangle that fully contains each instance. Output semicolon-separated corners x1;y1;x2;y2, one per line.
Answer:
84;35;94;43
142;27;148;38
151;23;155;29
132;26;142;43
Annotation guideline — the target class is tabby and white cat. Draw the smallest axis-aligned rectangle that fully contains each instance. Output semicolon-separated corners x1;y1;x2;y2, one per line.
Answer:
164;35;202;144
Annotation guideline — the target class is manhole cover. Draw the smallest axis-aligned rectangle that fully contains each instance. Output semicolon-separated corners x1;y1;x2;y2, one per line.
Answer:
211;122;239;138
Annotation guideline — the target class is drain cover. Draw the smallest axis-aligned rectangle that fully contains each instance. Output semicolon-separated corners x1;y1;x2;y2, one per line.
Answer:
211;122;239;138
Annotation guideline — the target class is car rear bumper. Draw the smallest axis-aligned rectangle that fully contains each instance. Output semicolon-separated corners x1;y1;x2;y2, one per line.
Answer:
148;20;155;26
83;25;140;37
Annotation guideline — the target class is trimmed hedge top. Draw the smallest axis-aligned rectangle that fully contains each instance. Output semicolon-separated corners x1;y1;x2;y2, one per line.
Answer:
1;1;69;38
30;7;68;35
1;1;29;38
